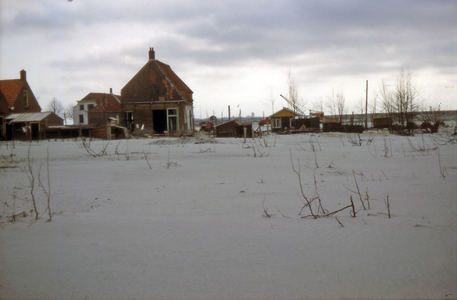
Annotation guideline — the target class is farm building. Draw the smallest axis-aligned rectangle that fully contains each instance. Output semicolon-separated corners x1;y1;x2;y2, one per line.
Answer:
0;70;42;139
215;120;252;138
120;48;194;136
4;112;63;140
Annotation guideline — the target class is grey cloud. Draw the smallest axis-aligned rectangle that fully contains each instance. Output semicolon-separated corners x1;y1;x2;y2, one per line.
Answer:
3;0;455;111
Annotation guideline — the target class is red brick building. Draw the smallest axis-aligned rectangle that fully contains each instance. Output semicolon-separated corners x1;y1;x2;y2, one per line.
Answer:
0;70;42;139
120;48;194;136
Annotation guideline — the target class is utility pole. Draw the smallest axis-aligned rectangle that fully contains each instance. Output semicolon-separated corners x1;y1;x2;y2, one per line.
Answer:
365;80;368;129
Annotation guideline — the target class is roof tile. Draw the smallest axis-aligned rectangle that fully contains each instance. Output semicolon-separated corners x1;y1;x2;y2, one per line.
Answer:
0;80;24;106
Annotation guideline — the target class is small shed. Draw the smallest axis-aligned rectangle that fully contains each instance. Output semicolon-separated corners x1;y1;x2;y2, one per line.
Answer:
215;119;252;138
270;108;301;132
373;117;392;129
294;117;320;131
5;112;63;140
93;119;128;140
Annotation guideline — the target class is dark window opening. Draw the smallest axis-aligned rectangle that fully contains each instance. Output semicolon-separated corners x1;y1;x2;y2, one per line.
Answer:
80;104;84;110
24;91;29;107
88;104;94;110
79;115;84;123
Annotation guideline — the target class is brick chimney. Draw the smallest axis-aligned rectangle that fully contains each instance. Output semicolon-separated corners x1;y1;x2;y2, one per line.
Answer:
148;47;155;60
20;69;26;81
110;88;113;94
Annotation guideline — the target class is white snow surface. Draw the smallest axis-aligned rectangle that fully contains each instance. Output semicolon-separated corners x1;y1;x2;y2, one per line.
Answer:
0;131;456;300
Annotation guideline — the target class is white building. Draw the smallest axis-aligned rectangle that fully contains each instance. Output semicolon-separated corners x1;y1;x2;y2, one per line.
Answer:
73;99;96;125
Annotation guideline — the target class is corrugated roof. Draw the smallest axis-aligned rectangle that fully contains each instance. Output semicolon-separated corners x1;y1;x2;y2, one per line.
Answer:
6;112;53;122
0;80;24;106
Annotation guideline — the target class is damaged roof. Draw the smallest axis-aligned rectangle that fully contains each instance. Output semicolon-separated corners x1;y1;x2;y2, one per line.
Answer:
121;49;193;103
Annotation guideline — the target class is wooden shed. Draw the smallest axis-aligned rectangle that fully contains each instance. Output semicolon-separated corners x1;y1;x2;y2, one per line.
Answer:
215;119;252;138
372;117;392;129
269;108;302;133
294;117;320;131
5;112;63;140
93;118;128;140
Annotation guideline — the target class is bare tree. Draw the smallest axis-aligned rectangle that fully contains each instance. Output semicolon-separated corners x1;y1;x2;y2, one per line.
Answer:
325;89;336;116
379;72;422;135
354;97;366;125
46;98;65;119
370;94;378;115
311;97;324;113
286;70;306;114
379;79;393;115
419;104;443;133
393;71;422;135
64;104;75;125
336;92;346;122
261;91;276;115
325;89;345;121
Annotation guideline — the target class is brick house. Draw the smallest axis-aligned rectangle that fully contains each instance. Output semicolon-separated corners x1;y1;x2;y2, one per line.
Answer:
0;70;42;139
120;48;194;136
73;89;121;126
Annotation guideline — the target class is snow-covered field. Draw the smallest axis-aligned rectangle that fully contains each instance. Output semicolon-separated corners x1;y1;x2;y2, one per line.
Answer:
0;130;456;300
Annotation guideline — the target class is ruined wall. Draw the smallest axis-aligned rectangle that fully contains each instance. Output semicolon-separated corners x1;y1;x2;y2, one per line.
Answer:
89;112;120;126
120;102;191;136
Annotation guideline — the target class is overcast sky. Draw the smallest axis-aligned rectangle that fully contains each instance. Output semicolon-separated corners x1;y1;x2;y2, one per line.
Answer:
1;0;456;119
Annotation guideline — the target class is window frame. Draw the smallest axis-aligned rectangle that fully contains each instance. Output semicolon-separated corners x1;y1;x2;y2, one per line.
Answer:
272;118;281;128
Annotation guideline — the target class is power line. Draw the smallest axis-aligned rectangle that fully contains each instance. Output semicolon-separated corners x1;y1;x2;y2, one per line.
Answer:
357;18;401;72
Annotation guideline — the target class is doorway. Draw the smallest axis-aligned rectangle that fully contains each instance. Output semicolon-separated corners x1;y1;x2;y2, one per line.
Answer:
31;123;39;140
152;110;167;134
